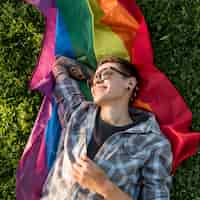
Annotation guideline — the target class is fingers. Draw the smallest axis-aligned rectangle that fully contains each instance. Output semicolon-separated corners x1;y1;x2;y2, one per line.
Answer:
72;162;82;174
76;155;91;168
53;56;68;74
53;56;78;79
72;155;91;174
54;56;94;81
55;56;75;66
72;156;90;187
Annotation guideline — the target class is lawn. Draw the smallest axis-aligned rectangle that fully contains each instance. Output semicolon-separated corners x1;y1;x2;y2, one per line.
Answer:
0;0;199;199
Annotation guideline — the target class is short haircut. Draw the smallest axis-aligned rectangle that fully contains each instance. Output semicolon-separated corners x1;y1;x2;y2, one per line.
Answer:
97;56;140;104
97;56;140;84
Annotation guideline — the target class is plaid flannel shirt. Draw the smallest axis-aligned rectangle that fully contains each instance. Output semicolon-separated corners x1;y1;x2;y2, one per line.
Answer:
40;69;173;200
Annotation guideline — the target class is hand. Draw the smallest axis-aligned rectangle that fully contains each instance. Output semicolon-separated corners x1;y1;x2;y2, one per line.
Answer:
72;154;109;195
52;56;69;78
52;56;94;80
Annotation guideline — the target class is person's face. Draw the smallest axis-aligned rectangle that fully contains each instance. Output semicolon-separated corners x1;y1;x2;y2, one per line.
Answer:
90;62;136;106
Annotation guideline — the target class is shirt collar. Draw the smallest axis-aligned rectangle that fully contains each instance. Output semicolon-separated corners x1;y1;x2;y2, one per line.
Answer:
92;105;154;134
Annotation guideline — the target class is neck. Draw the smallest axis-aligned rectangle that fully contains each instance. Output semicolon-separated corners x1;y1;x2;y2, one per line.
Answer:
99;100;133;126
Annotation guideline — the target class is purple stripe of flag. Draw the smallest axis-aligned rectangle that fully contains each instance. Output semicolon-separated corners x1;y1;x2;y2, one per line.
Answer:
25;0;55;16
29;8;56;96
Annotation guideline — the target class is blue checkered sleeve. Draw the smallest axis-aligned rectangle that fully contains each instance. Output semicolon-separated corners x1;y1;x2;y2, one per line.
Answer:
141;140;173;200
53;69;85;123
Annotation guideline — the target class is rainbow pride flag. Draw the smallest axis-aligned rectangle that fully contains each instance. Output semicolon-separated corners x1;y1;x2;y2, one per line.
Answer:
17;0;200;199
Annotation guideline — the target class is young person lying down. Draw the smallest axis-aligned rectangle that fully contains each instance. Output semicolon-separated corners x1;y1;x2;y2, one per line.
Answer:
40;56;172;200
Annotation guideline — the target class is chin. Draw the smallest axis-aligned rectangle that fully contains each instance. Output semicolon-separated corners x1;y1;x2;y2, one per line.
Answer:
93;97;103;106
93;95;112;107
93;95;104;105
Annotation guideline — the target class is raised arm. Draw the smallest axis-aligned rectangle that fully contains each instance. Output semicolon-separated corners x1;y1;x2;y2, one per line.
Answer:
52;56;89;124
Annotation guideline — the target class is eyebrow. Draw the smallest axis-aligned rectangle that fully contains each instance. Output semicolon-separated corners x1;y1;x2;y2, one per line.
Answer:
95;65;118;74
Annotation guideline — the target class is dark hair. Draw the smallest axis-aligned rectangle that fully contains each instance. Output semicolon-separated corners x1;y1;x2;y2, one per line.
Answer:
97;56;140;105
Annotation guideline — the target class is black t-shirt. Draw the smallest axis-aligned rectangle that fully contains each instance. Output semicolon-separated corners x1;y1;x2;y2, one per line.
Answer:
87;109;135;160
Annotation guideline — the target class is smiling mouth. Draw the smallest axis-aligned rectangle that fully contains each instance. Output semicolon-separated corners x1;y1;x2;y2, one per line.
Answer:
94;85;107;89
93;85;108;95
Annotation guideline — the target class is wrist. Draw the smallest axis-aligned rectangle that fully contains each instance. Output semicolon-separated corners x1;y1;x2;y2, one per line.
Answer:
100;178;133;200
100;178;116;199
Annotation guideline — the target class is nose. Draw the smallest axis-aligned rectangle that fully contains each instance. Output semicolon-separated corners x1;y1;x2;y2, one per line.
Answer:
95;78;104;84
93;76;105;86
88;75;102;88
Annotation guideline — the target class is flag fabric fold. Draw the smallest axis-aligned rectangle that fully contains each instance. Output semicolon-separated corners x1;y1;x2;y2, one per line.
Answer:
17;1;200;199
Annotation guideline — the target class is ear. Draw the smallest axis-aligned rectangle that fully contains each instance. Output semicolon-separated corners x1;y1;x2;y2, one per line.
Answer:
126;77;137;90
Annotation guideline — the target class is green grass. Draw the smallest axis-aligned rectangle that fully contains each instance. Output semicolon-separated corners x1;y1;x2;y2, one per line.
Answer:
0;0;199;199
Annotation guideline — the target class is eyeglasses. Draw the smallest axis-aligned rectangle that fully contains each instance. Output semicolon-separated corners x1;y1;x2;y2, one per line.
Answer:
87;66;131;87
